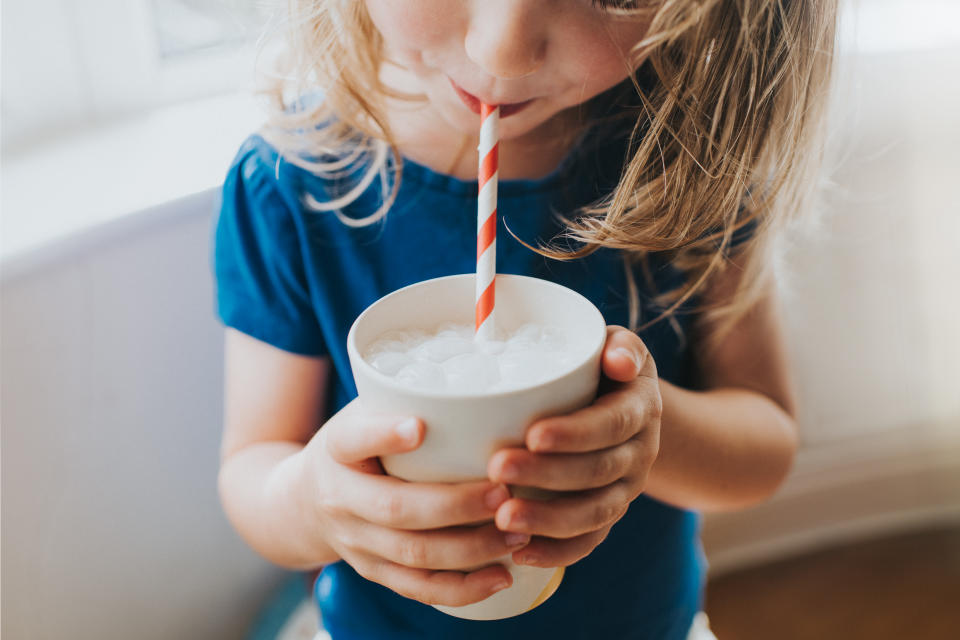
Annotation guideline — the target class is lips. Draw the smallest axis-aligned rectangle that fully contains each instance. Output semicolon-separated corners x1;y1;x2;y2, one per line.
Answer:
449;79;533;118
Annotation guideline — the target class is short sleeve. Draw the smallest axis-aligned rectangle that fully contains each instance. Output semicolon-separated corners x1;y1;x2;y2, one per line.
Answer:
212;139;326;357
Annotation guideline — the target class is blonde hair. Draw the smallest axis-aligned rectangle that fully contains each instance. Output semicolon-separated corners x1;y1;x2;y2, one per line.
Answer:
258;0;837;344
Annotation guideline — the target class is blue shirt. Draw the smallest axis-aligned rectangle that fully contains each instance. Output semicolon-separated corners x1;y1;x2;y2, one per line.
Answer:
212;128;709;639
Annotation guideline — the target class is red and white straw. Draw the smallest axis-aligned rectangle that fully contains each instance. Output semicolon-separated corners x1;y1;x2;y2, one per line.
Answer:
476;103;499;341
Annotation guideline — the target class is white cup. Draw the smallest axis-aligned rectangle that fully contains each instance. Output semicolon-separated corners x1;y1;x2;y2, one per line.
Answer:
347;273;606;620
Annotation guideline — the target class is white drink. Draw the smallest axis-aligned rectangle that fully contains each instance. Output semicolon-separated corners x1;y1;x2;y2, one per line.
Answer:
363;323;575;393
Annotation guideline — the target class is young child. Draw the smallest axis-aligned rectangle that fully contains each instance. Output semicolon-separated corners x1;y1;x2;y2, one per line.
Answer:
213;1;837;638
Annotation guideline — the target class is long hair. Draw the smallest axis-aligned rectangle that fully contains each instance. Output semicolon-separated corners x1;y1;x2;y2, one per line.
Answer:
258;0;837;344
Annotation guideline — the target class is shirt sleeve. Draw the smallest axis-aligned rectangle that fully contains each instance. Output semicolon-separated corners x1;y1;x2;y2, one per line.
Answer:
211;140;327;357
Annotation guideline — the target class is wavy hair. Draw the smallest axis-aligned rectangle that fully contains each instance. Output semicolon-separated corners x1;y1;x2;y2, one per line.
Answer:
257;0;837;345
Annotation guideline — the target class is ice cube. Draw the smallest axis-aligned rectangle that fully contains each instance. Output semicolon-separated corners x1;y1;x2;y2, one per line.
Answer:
477;339;507;356
538;326;568;351
395;362;446;391
505;334;537;353
414;335;473;363
434;322;472;338
514;323;542;343
369;350;412;375
442;353;501;393
367;322;573;393
498;349;550;387
366;329;426;356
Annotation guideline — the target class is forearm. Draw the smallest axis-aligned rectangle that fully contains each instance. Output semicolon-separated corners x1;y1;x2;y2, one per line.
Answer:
218;441;340;569
643;380;798;512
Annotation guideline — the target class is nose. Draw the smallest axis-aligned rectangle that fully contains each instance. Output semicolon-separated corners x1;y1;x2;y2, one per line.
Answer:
464;2;548;79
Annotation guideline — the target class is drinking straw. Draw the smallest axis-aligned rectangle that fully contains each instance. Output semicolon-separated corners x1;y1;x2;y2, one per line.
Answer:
476;103;499;341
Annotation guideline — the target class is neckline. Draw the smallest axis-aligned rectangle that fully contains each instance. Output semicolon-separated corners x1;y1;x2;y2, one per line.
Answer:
398;130;592;198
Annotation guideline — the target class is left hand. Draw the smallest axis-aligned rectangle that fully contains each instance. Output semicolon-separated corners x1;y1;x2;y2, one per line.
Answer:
487;325;662;568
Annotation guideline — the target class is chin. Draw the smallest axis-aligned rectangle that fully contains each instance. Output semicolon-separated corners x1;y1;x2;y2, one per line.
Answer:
499;110;562;142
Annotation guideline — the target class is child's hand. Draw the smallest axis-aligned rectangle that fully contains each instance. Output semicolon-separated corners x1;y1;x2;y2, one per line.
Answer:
487;326;662;569
300;400;529;606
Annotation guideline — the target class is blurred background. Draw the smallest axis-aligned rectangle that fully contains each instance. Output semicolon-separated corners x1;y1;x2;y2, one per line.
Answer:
2;1;958;639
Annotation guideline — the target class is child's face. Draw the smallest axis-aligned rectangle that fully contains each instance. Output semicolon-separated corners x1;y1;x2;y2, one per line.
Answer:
364;0;652;141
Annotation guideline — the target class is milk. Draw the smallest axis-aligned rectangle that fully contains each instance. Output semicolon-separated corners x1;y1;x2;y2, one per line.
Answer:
363;323;575;393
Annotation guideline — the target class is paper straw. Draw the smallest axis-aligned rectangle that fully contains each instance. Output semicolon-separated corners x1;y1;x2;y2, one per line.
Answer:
476;103;499;341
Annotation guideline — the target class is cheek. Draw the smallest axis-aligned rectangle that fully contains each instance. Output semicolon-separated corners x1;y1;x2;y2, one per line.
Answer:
364;0;454;54
559;20;649;101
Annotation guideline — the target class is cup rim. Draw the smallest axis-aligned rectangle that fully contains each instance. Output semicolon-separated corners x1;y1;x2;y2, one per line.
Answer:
347;274;607;400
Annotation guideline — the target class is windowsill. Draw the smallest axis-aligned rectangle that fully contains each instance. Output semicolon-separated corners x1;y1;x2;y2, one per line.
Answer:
1;91;263;265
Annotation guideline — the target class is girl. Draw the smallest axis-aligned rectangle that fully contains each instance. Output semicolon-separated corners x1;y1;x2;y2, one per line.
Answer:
213;1;836;638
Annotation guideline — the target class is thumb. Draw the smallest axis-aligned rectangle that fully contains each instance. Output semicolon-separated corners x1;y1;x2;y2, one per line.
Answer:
601;325;654;383
323;399;424;466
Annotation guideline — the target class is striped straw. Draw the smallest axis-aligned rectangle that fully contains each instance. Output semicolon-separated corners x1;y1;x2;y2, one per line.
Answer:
476;103;499;341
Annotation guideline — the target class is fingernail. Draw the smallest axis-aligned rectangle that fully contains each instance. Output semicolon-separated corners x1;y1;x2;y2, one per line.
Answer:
505;533;530;547
491;579;511;593
509;513;528;529
518;554;538;566
530;429;553;451
499;462;520;482
485;485;510;510
395;418;419;444
615;347;640;375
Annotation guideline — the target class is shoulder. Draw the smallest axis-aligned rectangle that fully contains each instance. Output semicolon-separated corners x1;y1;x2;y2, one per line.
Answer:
223;134;284;204
216;134;317;262
218;130;390;252
223;133;337;225
226;134;289;199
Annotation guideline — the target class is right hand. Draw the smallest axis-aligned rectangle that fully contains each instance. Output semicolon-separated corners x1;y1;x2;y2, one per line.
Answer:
298;399;530;607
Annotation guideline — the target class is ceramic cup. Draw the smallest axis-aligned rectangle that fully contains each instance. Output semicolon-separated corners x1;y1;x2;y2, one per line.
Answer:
346;273;607;620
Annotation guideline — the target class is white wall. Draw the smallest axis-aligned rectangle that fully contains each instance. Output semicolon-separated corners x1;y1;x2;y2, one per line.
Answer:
2;192;285;640
702;44;960;570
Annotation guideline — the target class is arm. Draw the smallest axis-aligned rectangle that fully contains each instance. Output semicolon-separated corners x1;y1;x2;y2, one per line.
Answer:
217;328;338;569
644;265;799;512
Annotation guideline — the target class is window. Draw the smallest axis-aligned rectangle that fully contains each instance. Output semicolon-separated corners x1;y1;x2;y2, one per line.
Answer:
1;0;269;151
151;0;265;59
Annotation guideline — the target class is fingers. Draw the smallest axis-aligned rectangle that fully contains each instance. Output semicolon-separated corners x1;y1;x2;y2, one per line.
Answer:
347;522;530;571
353;555;513;607
524;382;661;453
601;325;657;383
513;526;613;568
489;441;647;491
494;482;635;539
339;471;513;530
323;399;423;465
